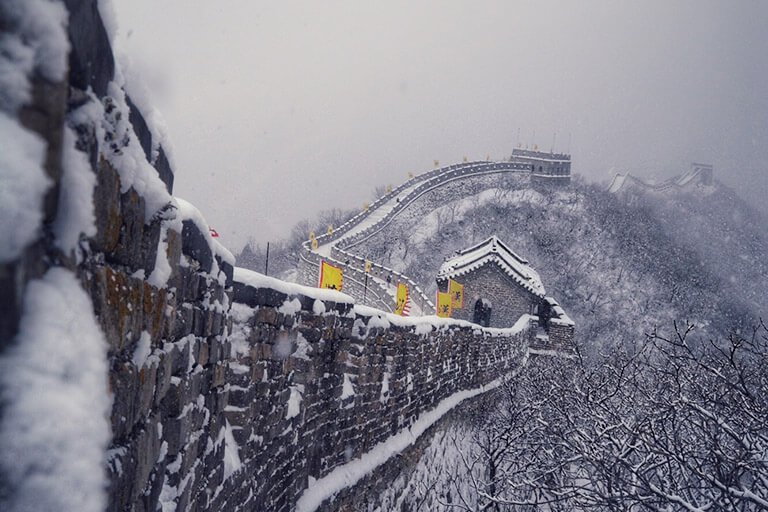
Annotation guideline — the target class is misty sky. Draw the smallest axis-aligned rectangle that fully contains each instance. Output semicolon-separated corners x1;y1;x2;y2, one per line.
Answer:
112;0;768;252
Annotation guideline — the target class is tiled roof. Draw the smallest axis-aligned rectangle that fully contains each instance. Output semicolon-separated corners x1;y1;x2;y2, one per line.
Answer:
437;236;546;297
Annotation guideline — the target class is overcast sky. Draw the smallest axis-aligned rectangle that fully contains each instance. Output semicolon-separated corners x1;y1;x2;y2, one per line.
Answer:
112;0;768;252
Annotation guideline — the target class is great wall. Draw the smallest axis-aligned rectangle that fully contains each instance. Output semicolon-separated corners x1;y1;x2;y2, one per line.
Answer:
1;3;572;511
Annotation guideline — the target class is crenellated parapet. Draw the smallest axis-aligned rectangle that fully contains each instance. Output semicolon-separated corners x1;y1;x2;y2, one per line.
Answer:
218;268;532;511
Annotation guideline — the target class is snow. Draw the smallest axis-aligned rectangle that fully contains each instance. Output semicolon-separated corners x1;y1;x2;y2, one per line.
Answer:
222;420;242;479
174;197;235;265
352;304;534;338
278;297;302;315
293;332;311;360
312;299;326;315
234;267;355;304
103;79;172;218
295;378;503;512
286;385;304;419
132;331;152;368
341;373;356;399
147;224;172;287
0;267;111;512
96;0;119;42
119;54;175;168
379;373;390;403
53;125;97;256
0;111;51;263
0;0;69;112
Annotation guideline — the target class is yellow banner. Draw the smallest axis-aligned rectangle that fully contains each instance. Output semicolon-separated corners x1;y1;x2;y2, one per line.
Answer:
364;260;372;273
394;283;409;316
327;225;333;235
449;279;464;309
408;172;414;180
386;185;392;194
364;203;369;211
311;239;318;250
319;261;343;291
462;156;467;162
434;160;439;167
436;291;452;318
309;231;315;240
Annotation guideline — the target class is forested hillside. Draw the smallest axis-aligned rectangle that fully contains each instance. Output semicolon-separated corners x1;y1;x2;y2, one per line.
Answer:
240;173;766;352
235;173;768;510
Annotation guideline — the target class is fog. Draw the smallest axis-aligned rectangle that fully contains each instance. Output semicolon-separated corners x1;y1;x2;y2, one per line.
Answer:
112;0;768;251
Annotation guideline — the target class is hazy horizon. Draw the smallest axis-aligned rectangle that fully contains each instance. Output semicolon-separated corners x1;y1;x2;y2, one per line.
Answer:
112;0;768;252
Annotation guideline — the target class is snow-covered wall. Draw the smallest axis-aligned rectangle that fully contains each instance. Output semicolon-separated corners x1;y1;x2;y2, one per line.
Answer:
223;269;532;511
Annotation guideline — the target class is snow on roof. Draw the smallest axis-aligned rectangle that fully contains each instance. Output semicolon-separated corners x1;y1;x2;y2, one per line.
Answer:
437;236;546;297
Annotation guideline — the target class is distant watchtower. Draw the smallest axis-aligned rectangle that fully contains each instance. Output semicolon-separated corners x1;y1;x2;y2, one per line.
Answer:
510;148;571;186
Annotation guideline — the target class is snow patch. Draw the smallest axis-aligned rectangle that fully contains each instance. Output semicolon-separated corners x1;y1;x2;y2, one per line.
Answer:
278;297;302;316
0;111;51;263
234;267;354;304
174;197;234;265
312;299;326;315
379;372;390;404
0;0;69;112
286;385;304;419
0;267;111;512
341;373;356;400
222;421;242;479
132;331;152;369
147;224;172;288
53;125;97;256
294;332;311;360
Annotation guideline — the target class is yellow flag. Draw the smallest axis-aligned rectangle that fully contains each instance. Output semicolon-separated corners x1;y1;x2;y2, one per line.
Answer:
309;231;315;240
327;224;333;235
386;185;392;194
436;291;452;318
408;172;414;180
463;156;467;162
434;160;439;167
449;279;464;309
534;144;538;150
311;239;318;250
394;283;410;316
364;203;369;211
364;260;372;273
319;261;343;291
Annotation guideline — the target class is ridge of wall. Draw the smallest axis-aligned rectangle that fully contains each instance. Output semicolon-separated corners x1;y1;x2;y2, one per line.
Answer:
607;164;714;194
298;162;535;314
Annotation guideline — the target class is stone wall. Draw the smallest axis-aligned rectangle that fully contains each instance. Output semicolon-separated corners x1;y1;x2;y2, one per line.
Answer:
217;272;531;511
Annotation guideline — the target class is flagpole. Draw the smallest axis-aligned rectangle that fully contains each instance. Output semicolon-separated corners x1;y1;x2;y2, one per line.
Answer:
264;242;270;276
363;273;368;301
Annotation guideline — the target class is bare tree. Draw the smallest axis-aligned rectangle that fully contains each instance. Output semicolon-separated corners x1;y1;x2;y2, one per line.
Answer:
438;320;768;511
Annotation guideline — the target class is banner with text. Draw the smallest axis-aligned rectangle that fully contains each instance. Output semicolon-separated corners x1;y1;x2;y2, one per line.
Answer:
319;261;343;291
